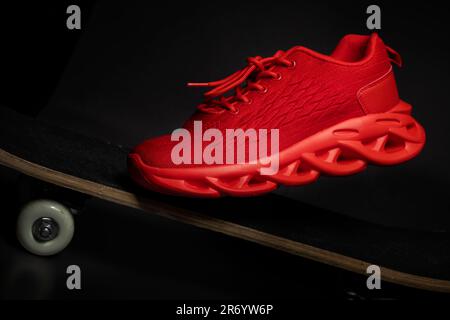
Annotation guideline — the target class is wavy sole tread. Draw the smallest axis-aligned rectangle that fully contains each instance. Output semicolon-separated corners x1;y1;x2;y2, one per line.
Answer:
128;101;426;198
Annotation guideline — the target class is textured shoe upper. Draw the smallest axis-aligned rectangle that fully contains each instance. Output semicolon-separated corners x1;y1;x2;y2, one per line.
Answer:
133;33;398;168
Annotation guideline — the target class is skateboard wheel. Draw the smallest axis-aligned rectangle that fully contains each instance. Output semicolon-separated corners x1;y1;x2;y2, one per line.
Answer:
16;200;74;256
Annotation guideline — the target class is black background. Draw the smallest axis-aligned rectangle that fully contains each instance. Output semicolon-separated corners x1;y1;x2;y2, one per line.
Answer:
0;1;449;300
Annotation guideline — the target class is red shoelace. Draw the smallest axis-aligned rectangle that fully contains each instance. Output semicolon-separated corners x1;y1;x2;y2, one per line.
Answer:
188;51;295;113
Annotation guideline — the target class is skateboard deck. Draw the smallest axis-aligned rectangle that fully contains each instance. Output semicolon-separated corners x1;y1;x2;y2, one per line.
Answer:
1;105;450;293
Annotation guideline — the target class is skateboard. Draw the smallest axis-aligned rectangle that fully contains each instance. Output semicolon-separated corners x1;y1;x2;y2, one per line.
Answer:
1;105;449;293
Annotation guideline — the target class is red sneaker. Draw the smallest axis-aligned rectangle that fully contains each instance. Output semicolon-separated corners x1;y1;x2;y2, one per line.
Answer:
128;33;425;197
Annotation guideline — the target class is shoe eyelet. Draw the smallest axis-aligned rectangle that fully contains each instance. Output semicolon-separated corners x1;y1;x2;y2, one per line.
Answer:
245;98;253;105
288;60;297;69
274;73;282;81
260;87;268;94
230;108;240;115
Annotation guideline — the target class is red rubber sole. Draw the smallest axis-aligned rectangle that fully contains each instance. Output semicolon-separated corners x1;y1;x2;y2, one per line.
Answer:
128;101;426;198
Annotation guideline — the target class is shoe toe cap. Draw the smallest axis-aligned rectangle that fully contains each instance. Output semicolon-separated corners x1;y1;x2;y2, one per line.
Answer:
130;134;176;168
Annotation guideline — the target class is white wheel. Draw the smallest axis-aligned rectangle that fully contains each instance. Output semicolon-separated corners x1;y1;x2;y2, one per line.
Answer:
17;200;74;256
